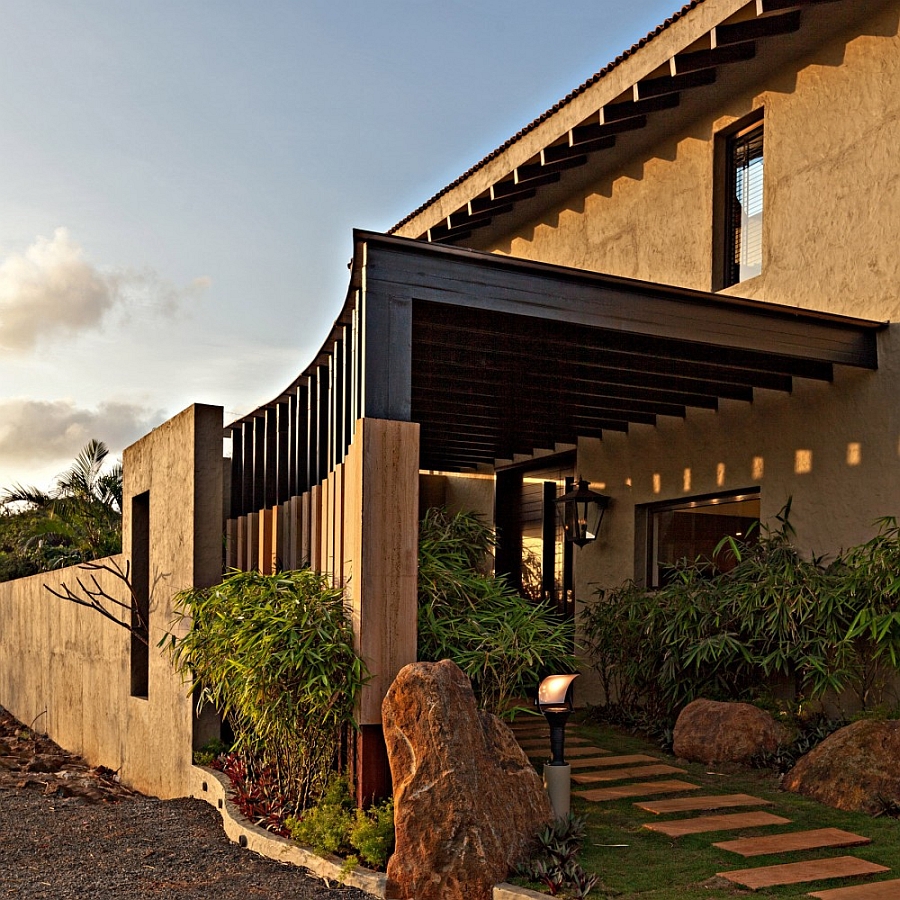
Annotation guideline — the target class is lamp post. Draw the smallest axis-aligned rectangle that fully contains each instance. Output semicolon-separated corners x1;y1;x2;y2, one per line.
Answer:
555;479;611;548
538;673;579;818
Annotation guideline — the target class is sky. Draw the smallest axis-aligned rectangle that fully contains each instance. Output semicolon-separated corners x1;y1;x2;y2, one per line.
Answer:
0;0;681;492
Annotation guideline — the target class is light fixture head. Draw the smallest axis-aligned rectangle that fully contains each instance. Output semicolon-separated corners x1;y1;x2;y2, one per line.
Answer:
555;479;611;547
537;673;579;715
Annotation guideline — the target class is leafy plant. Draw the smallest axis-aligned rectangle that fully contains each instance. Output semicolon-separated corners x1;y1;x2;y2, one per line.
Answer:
581;502;900;723
286;774;395;870
286;775;354;855
417;508;575;718
349;797;395;869
165;569;367;813
516;813;600;898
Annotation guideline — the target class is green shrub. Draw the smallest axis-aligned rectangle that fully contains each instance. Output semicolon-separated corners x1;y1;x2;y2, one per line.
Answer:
165;569;367;812
418;508;575;718
286;775;395;870
286;775;354;856
350;797;395;869
581;503;900;721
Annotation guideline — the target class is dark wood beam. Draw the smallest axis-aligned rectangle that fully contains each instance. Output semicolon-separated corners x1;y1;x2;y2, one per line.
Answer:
635;67;717;99
544;135;615;164
714;9;801;46
515;154;587;183
673;41;757;74
571;116;648;145
602;92;680;123
470;189;536;214
757;0;839;10
493;171;560;197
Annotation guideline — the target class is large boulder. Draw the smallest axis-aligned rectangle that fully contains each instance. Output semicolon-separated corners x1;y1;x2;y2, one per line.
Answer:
673;698;788;764
782;719;900;814
383;659;552;900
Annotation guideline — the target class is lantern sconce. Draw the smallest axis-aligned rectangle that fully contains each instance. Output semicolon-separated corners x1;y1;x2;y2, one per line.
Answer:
555;478;611;547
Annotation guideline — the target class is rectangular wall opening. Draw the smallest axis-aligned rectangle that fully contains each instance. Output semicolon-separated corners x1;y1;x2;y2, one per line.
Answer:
130;491;150;698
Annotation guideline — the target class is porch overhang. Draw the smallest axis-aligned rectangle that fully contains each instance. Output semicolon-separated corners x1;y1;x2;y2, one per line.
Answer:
355;232;883;471
228;231;883;508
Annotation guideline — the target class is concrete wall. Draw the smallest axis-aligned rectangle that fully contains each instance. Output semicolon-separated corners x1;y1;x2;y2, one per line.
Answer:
0;404;223;797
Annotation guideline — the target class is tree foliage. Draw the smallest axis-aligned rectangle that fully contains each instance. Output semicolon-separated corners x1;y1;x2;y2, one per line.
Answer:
417;507;575;718
0;440;122;579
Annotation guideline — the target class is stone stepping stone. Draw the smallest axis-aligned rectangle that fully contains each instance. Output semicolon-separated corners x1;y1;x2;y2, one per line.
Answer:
576;779;701;802
717;857;889;890
809;878;900;898
573;764;687;785
568;754;657;769
644;811;790;837
714;828;872;858
636;793;774;815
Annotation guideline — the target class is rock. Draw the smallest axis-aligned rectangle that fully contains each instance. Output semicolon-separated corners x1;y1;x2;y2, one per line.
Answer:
673;698;787;764
782;719;900;814
383;659;552;900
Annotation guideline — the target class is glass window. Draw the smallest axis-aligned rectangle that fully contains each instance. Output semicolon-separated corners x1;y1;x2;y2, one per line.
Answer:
724;120;764;286
647;490;760;588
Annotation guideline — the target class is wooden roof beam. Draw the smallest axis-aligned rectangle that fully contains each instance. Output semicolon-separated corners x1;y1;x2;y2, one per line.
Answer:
712;9;801;47
515;154;587;183
600;92;680;124
571;115;648;145
671;40;756;75
542;136;614;165
757;0;840;11
469;190;535;215
634;67;717;100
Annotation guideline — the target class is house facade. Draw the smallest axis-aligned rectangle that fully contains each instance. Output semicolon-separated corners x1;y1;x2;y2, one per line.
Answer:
3;0;899;800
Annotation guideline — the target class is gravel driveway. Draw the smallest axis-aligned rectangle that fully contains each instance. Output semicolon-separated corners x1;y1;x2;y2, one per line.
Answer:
0;708;377;899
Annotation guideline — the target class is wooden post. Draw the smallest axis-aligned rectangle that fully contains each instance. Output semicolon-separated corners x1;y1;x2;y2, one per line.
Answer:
343;418;419;805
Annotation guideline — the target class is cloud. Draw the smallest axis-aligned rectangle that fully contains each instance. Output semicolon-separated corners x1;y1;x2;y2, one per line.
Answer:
0;398;165;469
0;228;212;350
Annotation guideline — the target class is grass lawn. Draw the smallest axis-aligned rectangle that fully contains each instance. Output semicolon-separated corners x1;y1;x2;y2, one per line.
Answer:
519;718;900;899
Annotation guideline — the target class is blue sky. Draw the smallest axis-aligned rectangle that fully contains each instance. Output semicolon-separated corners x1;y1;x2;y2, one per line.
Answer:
0;0;680;490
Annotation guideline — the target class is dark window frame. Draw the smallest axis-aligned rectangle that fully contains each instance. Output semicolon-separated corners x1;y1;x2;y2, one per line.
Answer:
714;110;765;290
642;487;760;588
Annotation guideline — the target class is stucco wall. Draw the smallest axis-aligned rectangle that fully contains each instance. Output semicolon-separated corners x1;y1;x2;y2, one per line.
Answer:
487;4;900;322
0;403;223;798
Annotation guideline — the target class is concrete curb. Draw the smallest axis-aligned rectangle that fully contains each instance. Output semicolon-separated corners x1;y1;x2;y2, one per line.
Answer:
189;765;544;900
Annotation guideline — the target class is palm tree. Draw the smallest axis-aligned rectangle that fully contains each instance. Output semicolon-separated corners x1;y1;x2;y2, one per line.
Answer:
1;440;123;571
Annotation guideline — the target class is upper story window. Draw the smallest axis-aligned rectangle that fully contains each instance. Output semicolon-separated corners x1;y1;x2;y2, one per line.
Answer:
723;118;764;287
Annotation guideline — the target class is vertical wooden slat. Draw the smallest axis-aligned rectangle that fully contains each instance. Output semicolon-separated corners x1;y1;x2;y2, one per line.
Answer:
247;511;260;572
242;422;254;517
230;426;244;518
295;385;308;495
276;401;290;505
236;516;246;570
253;417;266;512
309;485;322;571
306;375;317;491
301;490;311;568
264;408;277;509
225;519;237;570
332;463;344;586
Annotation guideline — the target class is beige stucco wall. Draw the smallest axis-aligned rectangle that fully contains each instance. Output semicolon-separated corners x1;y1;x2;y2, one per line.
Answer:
486;4;900;322
456;5;900;703
0;403;223;797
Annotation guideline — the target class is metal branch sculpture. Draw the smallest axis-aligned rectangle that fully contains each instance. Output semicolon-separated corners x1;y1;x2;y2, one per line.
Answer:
44;558;148;646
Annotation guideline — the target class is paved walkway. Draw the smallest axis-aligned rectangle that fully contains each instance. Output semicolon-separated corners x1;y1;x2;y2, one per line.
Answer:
511;721;898;897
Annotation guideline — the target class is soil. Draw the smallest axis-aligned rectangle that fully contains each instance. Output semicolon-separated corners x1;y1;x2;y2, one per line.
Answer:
0;706;377;899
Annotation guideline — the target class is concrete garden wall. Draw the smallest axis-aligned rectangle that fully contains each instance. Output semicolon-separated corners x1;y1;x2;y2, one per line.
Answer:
0;403;223;798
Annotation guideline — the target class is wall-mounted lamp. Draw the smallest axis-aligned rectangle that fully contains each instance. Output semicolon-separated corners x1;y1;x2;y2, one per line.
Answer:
537;673;579;818
555;479;611;547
